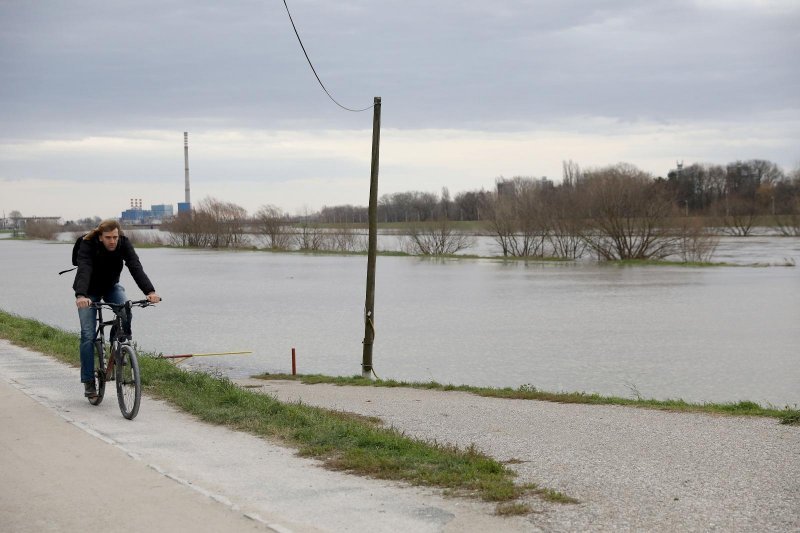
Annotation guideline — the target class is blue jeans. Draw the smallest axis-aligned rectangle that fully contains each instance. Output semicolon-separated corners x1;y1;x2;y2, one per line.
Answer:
78;284;129;383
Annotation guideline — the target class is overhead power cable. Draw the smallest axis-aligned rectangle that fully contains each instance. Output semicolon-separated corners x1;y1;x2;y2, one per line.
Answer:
282;0;374;112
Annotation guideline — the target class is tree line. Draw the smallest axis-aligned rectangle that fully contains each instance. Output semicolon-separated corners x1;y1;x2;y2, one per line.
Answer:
159;158;797;260
315;159;799;228
321;158;799;259
16;158;799;260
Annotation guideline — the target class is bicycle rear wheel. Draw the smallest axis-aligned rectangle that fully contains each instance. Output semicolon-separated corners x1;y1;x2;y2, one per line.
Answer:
89;340;106;406
115;344;141;420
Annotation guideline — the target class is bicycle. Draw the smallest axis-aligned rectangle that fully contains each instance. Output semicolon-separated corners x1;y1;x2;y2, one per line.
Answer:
88;299;155;420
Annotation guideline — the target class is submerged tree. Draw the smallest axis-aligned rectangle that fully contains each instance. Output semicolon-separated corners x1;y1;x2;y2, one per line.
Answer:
404;218;474;255
254;205;292;249
579;163;679;260
482;177;551;257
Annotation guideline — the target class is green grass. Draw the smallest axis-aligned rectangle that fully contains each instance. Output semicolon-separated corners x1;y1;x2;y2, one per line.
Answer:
0;309;567;514
253;374;800;425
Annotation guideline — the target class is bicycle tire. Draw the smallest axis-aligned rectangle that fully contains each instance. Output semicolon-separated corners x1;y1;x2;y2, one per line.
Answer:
115;344;141;420
88;340;106;406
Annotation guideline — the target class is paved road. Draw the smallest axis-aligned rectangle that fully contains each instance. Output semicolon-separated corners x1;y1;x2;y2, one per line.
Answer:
0;380;272;533
0;340;528;532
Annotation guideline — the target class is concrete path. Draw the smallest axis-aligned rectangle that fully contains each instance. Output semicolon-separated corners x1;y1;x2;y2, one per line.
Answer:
236;378;800;532
0;380;271;533
0;340;528;533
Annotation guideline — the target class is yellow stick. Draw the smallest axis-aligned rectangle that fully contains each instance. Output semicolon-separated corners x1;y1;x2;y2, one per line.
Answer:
160;351;252;360
190;351;252;357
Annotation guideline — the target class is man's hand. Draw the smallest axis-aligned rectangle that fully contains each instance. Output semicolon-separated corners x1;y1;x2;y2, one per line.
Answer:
76;297;91;309
147;292;162;304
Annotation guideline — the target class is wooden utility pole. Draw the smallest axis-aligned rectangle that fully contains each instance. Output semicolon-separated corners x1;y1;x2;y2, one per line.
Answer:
362;97;381;379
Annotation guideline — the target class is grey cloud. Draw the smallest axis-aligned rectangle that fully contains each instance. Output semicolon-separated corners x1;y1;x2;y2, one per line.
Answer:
1;0;798;139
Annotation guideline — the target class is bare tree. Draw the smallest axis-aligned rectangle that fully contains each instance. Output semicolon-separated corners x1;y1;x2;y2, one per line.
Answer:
676;218;720;262
163;197;247;248
483;177;549;257
378;191;440;222
544;181;587;259
23;220;60;240
480;192;515;256
774;202;800;236
163;210;215;247
198;197;248;248
510;180;548;256
254;205;292;249
439;187;453;220
454;189;488;221
772;169;800;236
562;159;582;187
579;163;679;260
717;195;757;236
404;218;474;255
293;209;326;251
328;227;366;252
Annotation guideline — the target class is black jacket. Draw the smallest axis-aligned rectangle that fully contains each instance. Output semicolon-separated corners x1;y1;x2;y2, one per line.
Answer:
73;235;155;298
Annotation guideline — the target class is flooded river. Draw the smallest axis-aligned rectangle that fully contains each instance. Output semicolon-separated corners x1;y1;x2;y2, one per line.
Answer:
1;237;798;405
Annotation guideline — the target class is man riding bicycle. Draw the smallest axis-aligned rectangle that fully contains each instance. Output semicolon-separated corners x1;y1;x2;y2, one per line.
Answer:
73;219;161;398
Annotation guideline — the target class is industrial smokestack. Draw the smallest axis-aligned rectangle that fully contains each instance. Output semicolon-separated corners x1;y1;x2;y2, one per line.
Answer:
184;132;191;205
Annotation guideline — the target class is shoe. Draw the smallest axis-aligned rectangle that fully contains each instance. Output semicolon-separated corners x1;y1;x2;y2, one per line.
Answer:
84;381;97;398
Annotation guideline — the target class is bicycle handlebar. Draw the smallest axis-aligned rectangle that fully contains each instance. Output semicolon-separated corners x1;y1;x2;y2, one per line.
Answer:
90;299;159;310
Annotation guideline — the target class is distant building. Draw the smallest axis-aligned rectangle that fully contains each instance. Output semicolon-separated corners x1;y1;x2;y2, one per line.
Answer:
496;176;553;197
496;180;516;197
120;208;149;224
150;204;174;219
177;202;191;214
120;203;174;224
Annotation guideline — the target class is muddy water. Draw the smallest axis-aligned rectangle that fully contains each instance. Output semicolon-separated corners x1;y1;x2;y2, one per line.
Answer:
1;238;798;405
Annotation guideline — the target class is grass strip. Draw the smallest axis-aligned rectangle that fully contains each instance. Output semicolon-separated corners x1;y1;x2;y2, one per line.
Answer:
0;309;572;512
254;374;800;426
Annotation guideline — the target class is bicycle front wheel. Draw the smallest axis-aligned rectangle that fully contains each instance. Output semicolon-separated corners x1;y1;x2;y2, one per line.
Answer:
115;344;141;420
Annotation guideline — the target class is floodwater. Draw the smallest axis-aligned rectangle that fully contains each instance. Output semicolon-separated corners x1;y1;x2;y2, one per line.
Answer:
1;237;798;406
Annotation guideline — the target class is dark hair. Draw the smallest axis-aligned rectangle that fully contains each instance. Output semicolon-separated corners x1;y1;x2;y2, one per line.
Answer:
85;219;124;240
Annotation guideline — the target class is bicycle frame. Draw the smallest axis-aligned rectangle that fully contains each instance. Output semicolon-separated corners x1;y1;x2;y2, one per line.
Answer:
92;304;128;381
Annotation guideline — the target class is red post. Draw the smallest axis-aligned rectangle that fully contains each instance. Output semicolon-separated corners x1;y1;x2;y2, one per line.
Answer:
291;348;296;376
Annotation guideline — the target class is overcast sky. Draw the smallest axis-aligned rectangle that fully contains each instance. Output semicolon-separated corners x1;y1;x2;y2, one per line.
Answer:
1;0;798;221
